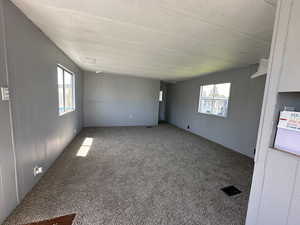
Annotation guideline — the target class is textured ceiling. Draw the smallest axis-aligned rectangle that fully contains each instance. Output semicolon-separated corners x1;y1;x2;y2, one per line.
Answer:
11;0;276;81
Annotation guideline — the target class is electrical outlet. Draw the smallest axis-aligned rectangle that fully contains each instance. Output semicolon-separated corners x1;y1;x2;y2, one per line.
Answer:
33;166;43;176
1;87;10;101
129;114;133;119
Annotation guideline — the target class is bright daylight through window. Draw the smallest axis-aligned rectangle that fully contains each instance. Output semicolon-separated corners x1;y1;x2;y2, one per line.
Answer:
159;90;163;102
77;137;94;157
198;83;231;117
57;65;75;115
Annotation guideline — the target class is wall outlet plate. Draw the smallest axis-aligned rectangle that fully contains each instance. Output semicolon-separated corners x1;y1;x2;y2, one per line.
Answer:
33;166;43;176
1;87;10;101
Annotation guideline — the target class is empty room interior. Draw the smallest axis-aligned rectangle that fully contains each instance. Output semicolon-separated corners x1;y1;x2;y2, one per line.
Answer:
1;0;300;225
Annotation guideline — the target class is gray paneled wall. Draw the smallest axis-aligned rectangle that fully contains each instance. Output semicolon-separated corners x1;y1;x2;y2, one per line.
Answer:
84;72;160;127
1;0;83;215
0;0;18;223
166;65;266;158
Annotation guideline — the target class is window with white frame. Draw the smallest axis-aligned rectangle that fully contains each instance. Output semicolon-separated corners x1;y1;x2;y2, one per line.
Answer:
57;65;75;115
198;83;231;117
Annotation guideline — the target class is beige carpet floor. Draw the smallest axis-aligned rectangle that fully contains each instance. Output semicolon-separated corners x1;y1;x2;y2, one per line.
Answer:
4;124;253;225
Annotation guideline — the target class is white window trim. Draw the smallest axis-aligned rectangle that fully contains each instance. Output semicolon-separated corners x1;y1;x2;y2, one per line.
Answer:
197;83;231;118
57;64;76;116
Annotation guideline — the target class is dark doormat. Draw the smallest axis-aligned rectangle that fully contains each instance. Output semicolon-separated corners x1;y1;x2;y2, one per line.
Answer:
221;185;242;196
22;214;76;225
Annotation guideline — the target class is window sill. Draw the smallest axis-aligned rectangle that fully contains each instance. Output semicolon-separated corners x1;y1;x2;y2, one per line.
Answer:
196;112;228;119
59;109;75;117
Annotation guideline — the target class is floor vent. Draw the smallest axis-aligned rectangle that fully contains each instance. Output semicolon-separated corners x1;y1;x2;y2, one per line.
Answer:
221;185;242;196
146;126;153;128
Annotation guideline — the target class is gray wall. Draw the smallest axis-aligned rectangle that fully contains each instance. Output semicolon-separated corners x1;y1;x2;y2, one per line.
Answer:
0;0;18;223
84;72;160;127
166;65;266;158
2;0;83;210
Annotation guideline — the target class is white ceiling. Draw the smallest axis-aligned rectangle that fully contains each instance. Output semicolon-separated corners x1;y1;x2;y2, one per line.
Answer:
11;0;276;81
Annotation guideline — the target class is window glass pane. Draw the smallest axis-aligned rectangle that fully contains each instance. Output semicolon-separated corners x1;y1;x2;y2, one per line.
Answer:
200;84;214;99
198;83;231;117
57;67;64;115
214;83;231;99
64;71;74;112
57;66;75;115
159;90;163;102
212;99;229;117
199;100;214;114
